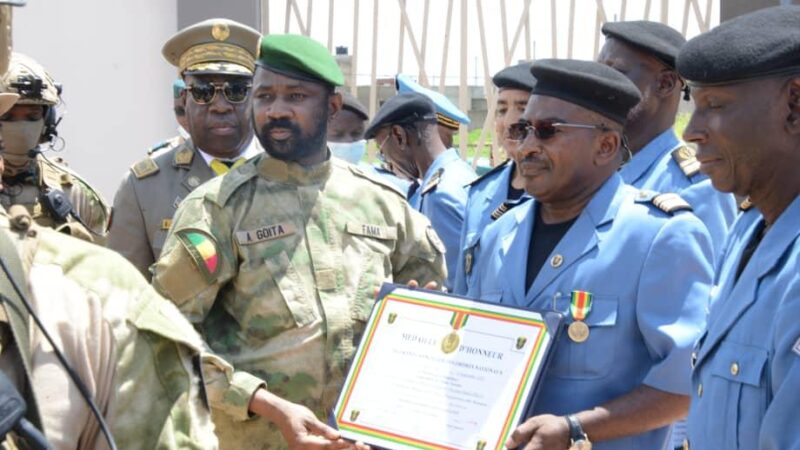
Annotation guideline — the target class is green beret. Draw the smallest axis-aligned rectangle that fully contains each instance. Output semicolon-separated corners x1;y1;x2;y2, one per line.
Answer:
257;34;344;87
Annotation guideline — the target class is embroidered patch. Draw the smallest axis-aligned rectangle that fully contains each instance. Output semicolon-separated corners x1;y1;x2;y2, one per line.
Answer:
235;222;296;245
177;230;220;281
345;222;398;240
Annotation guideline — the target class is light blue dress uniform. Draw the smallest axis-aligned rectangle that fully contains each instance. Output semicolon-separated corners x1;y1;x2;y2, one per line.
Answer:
619;129;737;260
687;196;800;450
452;160;531;295
411;148;476;290
466;174;713;450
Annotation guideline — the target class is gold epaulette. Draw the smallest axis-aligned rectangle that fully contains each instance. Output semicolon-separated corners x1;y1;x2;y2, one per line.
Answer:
671;146;701;178
652;192;693;214
131;157;160;179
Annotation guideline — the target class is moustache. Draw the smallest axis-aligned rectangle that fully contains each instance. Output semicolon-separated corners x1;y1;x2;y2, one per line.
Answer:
261;119;301;138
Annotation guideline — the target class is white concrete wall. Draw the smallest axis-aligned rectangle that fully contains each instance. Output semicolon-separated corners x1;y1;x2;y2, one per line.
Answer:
13;0;178;199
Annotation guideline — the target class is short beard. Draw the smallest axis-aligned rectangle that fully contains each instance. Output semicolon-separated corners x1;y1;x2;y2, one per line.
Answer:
255;104;329;163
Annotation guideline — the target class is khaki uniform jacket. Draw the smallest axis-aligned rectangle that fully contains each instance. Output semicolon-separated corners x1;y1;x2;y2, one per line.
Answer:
152;155;448;449
0;208;220;450
0;154;110;244
108;139;215;278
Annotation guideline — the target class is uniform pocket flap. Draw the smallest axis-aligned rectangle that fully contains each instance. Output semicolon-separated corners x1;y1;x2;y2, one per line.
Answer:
584;297;618;327
710;341;768;386
346;222;398;240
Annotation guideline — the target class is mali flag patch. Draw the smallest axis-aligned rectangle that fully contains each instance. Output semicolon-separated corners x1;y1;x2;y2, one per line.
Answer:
177;229;220;281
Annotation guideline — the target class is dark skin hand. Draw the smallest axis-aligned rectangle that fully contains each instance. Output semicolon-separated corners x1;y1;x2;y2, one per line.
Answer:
506;386;688;450
248;388;370;450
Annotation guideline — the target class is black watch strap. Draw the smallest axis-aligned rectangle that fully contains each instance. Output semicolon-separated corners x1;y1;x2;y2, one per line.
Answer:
566;415;587;442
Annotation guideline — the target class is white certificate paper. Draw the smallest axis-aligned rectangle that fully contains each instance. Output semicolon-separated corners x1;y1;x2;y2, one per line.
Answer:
333;285;559;450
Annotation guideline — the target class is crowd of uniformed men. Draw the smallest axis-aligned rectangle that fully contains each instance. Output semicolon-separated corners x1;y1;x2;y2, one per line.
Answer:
0;3;797;450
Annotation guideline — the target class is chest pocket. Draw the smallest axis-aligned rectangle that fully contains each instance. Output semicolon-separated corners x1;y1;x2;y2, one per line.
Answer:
343;222;398;322
705;340;769;449
548;296;619;380
228;239;319;346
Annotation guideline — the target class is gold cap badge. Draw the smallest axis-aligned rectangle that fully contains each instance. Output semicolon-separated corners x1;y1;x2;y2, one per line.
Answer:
211;22;230;41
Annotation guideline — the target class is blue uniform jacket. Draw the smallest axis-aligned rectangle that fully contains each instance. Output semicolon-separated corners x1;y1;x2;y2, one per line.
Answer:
687;196;800;450
452;160;531;294
466;174;713;450
411;148;476;290
619;129;737;260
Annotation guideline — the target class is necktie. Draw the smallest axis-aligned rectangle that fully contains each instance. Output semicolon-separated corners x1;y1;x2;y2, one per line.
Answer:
210;157;246;176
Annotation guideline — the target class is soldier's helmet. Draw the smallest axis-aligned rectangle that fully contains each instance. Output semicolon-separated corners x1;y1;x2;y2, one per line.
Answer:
0;53;59;106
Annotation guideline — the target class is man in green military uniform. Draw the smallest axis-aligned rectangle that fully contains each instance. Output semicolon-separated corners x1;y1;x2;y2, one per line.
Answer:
109;18;262;278
152;34;447;449
0;53;110;244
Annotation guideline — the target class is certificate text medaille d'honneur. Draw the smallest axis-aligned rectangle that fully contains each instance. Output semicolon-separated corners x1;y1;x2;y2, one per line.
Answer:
334;285;558;450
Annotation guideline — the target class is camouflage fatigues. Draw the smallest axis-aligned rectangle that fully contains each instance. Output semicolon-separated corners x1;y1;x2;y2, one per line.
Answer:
0;154;110;244
0;207;219;449
152;155;447;449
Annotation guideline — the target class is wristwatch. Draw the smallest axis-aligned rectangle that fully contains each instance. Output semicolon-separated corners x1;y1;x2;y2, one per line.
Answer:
566;415;592;450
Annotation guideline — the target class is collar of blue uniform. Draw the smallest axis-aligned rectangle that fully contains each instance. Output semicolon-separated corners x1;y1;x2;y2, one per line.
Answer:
618;128;679;184
421;148;461;190
257;153;332;185
523;172;625;229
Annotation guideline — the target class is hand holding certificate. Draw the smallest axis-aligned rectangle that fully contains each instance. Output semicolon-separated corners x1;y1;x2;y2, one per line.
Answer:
333;284;561;450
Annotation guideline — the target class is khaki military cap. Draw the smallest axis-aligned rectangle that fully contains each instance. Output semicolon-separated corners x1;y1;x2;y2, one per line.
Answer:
162;18;261;76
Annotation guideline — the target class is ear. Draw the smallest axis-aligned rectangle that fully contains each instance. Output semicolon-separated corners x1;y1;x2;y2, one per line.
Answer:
328;91;343;120
656;70;680;98
391;125;409;148
594;130;621;167
785;76;800;135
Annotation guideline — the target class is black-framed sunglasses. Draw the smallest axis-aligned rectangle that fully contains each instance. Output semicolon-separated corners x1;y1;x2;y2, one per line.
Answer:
507;120;611;142
185;81;252;105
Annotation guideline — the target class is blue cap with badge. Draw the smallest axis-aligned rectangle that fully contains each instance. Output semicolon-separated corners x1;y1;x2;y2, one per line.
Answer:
395;74;470;130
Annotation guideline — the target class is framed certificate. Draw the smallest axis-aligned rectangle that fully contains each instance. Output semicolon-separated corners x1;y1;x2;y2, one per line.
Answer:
333;284;562;450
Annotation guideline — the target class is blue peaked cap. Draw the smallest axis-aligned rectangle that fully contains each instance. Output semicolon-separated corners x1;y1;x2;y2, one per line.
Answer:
395;73;470;128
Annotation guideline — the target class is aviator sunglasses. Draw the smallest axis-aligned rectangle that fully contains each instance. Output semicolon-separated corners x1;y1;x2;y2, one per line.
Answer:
185;80;252;105
507;120;610;142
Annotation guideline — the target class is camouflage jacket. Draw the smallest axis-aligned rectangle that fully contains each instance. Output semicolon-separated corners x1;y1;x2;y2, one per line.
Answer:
0;153;110;244
0;207;219;449
152;154;447;449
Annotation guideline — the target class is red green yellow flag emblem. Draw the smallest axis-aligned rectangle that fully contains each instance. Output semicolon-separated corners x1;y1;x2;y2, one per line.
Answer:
449;311;469;330
569;290;593;321
178;230;219;281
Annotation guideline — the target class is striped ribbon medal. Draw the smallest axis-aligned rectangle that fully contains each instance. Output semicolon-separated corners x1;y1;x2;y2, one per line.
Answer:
567;290;593;343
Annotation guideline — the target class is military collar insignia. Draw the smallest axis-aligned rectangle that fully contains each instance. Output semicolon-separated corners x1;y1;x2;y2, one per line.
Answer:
174;146;195;166
671;145;700;178
421;168;444;196
739;197;753;211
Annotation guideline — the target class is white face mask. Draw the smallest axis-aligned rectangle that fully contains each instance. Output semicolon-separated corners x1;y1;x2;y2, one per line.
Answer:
328;139;367;164
1;119;44;167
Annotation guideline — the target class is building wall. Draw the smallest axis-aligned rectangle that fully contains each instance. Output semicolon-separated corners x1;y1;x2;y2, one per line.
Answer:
13;0;179;199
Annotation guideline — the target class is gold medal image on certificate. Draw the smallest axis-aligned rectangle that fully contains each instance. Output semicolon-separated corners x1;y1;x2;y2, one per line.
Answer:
333;284;562;450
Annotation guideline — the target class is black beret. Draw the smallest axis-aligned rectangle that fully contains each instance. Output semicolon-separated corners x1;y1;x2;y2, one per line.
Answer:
530;59;641;125
364;92;437;139
492;62;537;91
339;90;369;121
602;20;686;68
677;5;800;86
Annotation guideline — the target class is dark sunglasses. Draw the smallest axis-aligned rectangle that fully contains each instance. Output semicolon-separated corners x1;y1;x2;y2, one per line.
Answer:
507;120;610;142
185;81;252;105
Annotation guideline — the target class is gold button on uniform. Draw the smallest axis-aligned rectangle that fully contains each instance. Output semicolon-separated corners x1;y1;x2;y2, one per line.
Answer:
697;383;703;397
730;362;740;376
550;254;564;268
